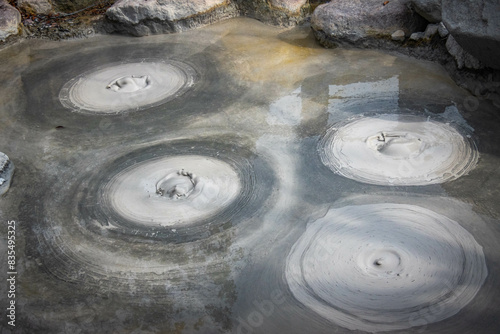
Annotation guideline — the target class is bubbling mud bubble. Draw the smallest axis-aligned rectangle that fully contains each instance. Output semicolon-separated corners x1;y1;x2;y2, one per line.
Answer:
155;169;197;199
59;60;196;114
285;204;488;333
106;75;151;93
105;156;241;227
318;114;478;185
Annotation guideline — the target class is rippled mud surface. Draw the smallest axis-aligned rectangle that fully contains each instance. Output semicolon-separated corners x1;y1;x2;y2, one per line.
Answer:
1;18;500;334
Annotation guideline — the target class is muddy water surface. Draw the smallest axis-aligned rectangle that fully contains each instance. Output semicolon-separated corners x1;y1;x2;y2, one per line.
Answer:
1;17;500;334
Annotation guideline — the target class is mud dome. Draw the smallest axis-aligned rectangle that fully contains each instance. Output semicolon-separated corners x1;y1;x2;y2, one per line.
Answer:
319;114;479;185
59;60;196;113
285;203;488;332
105;155;241;227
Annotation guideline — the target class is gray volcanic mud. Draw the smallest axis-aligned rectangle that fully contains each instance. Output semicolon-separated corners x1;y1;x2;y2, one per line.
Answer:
1;18;500;333
319;113;479;186
59;59;196;114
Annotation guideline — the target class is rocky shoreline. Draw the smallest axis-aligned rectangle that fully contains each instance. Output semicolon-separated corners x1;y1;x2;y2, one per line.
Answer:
1;0;499;108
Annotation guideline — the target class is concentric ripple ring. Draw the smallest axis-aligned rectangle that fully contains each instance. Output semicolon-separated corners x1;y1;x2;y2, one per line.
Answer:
285;203;488;332
318;114;478;185
59;60;196;113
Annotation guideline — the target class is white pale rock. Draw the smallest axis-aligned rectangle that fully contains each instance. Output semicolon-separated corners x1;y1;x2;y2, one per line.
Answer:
0;0;21;41
391;29;405;41
409;31;425;41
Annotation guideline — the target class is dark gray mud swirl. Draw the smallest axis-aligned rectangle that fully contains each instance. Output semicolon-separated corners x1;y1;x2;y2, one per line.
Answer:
77;139;275;243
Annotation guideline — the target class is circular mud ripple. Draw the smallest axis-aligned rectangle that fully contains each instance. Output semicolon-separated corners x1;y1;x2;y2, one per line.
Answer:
285;203;488;332
59;60;196;114
80;140;275;242
318;114;478;185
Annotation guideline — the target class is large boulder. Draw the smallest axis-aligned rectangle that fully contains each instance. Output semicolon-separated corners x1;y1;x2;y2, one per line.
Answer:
106;0;237;36
442;0;500;69
311;0;426;47
17;0;53;14
0;0;21;41
410;0;441;23
445;34;482;70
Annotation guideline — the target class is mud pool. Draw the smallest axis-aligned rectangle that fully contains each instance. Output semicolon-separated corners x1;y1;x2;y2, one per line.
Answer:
1;18;500;333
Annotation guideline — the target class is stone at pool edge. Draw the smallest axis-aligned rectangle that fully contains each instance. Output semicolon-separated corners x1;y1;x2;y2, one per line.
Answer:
106;0;237;36
442;0;500;70
410;0;442;23
0;152;14;196
311;0;427;47
0;0;21;41
391;30;405;42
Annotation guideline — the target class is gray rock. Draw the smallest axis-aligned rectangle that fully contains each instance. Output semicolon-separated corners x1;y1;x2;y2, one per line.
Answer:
0;0;21;41
270;0;307;13
235;0;309;26
391;29;405;41
311;0;426;46
437;22;448;38
442;0;500;69
446;35;482;70
411;0;442;23
17;0;53;14
106;0;237;36
424;23;439;38
410;31;425;41
0;152;14;196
